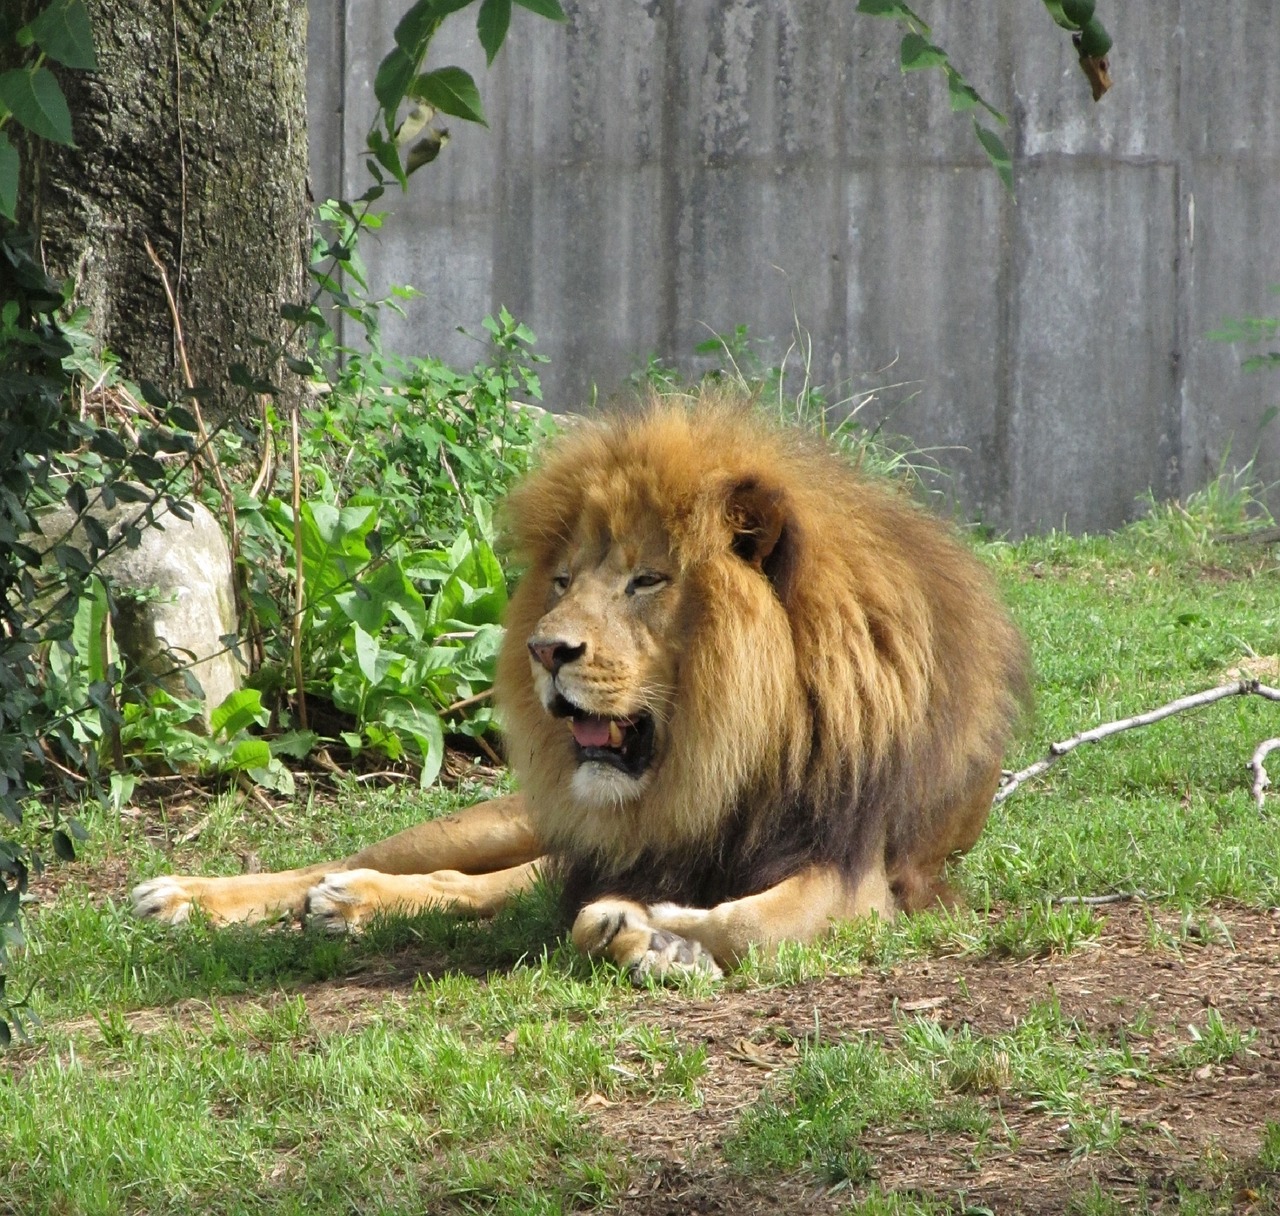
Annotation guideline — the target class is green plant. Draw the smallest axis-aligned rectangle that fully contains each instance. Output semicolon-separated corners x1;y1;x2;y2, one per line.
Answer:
1131;452;1274;553
1209;286;1280;378
0;0;98;221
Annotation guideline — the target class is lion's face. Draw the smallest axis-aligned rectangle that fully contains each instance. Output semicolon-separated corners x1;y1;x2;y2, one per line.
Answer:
524;516;683;809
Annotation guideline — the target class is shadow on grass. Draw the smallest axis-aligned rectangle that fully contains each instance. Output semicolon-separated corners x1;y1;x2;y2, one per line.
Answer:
23;878;573;1013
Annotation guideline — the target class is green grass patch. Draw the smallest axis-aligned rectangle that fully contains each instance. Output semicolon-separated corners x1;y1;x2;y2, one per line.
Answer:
4;523;1280;1211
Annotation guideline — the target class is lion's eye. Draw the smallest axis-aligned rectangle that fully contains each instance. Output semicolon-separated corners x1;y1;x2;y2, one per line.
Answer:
552;572;571;594
626;572;668;595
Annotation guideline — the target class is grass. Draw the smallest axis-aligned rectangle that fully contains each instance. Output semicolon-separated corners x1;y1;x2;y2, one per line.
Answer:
4;514;1280;1212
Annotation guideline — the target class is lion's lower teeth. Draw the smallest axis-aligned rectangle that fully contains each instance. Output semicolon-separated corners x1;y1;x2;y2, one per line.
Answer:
607;721;623;747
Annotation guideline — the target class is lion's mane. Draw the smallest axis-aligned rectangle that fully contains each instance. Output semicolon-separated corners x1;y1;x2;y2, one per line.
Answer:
493;390;1029;913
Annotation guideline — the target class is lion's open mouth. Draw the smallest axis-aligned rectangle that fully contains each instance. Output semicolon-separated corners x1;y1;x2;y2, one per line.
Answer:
549;695;656;778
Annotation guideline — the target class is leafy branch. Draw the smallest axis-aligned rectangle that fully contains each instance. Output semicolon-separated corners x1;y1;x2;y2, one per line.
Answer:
0;0;98;220
855;0;1114;192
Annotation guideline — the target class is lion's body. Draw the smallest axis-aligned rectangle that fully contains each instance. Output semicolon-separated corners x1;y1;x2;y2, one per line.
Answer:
498;396;1027;919
133;391;1029;978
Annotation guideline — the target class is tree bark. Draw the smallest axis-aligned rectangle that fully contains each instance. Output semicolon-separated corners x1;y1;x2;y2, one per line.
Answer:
24;0;309;421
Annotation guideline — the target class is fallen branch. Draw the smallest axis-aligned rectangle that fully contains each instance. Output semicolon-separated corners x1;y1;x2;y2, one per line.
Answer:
1052;892;1146;906
996;679;1280;806
1249;737;1280;810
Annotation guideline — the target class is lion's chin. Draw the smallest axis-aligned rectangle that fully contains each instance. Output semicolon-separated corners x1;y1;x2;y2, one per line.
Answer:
570;762;651;810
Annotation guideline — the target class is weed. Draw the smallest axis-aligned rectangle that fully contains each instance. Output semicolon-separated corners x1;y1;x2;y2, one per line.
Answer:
1175;1008;1256;1069
1131;452;1274;553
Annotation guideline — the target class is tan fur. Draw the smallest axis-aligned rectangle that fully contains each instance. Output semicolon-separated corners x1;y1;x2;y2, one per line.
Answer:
133;390;1027;976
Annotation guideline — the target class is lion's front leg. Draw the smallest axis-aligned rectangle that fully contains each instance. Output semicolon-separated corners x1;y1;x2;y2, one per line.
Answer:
131;793;541;928
572;863;893;982
304;860;542;933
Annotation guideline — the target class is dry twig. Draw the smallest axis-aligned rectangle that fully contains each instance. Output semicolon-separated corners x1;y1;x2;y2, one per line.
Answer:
996;679;1280;806
143;236;241;570
1249;737;1280;810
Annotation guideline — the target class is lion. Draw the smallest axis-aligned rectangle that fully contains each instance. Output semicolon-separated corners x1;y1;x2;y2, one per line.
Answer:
132;390;1029;980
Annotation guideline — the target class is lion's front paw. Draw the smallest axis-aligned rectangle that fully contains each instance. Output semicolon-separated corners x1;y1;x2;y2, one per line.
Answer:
571;899;723;984
304;869;378;935
628;927;723;985
131;875;196;925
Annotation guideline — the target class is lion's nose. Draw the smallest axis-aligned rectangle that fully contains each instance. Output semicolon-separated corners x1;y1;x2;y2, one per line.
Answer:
528;638;586;676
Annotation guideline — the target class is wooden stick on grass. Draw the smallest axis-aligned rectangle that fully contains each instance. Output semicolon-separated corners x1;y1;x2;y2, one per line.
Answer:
996;679;1280;807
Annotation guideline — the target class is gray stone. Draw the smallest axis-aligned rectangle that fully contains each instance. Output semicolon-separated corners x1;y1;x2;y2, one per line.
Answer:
31;495;243;727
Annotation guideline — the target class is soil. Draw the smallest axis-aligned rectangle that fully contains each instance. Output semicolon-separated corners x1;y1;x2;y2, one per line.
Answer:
602;901;1280;1215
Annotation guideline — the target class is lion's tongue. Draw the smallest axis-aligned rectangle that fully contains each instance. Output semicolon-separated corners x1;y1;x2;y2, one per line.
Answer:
571;716;618;748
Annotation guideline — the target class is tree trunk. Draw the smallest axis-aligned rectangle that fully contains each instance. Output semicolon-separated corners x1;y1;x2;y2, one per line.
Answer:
24;0;309;420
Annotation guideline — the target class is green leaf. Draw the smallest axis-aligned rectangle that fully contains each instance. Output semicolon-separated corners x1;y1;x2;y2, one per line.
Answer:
900;32;947;72
514;0;565;16
353;624;384;685
374;46;416;119
208;688;268;740
0;132;17;222
855;0;908;15
71;576;109;684
0;67;75;145
974;121;1013;193
1041;1;1077;30
52;830;75;861
394;0;438;53
227;738;272;771
946;70;981;112
366;128;407;190
27;0;99;70
269;730;319;760
374;697;444;787
477;0;511;65
409;66;487;126
247;759;294;796
514;0;567;17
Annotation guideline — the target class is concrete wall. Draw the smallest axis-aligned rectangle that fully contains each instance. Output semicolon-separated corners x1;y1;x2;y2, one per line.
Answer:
307;1;1280;534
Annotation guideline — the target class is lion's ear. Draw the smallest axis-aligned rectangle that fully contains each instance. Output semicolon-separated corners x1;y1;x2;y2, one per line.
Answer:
726;478;798;598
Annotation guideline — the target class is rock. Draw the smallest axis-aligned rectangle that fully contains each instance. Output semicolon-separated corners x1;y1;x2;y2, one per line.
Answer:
30;492;243;729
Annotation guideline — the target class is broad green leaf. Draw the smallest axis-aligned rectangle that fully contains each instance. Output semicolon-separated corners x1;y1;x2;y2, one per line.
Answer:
52;830;75;861
394;0;438;53
71;575;109;684
974;121;1013;193
209;688;268;740
1041;1;1078;30
269;729;319;760
366;127;407;189
477;0;511;65
353;623;383;685
374;696;444;787
374;46;415;118
946;70;980;112
228;738;272;771
409;66;486;126
855;0;908;15
248;759;294;795
27;0;98;70
0;132;17;221
514;0;566;18
0;67;75;145
900;32;947;72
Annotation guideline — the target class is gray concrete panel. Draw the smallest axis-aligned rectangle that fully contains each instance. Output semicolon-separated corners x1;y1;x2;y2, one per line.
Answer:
1010;165;1180;534
313;0;1280;533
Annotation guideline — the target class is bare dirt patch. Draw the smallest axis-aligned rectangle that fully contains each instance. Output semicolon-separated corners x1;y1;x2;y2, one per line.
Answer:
601;902;1280;1214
